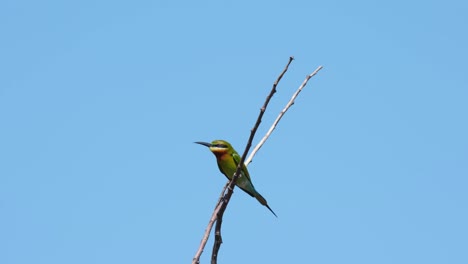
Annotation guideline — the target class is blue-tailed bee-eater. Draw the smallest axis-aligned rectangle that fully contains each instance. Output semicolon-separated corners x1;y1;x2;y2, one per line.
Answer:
195;140;277;217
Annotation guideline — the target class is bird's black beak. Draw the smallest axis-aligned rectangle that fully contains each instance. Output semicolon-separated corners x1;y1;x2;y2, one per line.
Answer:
195;141;211;148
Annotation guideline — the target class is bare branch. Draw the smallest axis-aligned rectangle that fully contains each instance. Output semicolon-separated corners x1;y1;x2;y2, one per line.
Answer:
192;182;228;264
192;57;323;264
210;56;294;264
245;65;323;165
210;210;223;263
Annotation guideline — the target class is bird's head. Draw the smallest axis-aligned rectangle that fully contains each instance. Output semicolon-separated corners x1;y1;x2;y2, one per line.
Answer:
195;140;233;155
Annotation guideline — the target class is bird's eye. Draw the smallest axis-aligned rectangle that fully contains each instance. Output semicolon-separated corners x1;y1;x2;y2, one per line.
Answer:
215;144;227;148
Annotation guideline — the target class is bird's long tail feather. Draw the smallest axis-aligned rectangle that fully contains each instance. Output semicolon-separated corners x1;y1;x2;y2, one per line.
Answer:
255;193;277;217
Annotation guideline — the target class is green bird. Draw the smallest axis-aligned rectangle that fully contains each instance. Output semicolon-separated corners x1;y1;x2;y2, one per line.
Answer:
195;140;277;217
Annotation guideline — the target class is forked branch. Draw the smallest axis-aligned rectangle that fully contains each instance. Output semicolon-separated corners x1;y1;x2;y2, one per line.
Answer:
192;57;323;264
245;65;323;165
210;56;294;263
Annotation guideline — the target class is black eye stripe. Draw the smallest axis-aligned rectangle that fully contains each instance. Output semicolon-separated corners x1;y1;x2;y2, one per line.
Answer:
214;144;227;148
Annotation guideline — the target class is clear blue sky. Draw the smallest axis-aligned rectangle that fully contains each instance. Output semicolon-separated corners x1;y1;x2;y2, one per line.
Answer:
1;1;467;264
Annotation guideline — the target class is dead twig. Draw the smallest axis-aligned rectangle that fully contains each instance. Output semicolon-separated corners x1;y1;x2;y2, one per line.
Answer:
245;65;323;165
210;56;294;264
192;58;324;264
192;56;294;264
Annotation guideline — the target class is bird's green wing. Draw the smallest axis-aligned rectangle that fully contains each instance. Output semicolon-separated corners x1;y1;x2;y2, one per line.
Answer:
231;151;256;198
231;152;252;182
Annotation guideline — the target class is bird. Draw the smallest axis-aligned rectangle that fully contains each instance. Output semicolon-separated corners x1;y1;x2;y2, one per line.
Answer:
195;139;277;217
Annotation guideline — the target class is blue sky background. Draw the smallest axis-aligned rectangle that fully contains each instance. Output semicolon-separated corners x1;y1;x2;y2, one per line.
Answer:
1;1;467;264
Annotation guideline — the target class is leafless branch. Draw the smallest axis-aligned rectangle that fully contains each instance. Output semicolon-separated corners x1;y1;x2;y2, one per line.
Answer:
192;56;294;264
245;65;323;165
210;56;294;264
191;182;228;264
192;58;324;264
